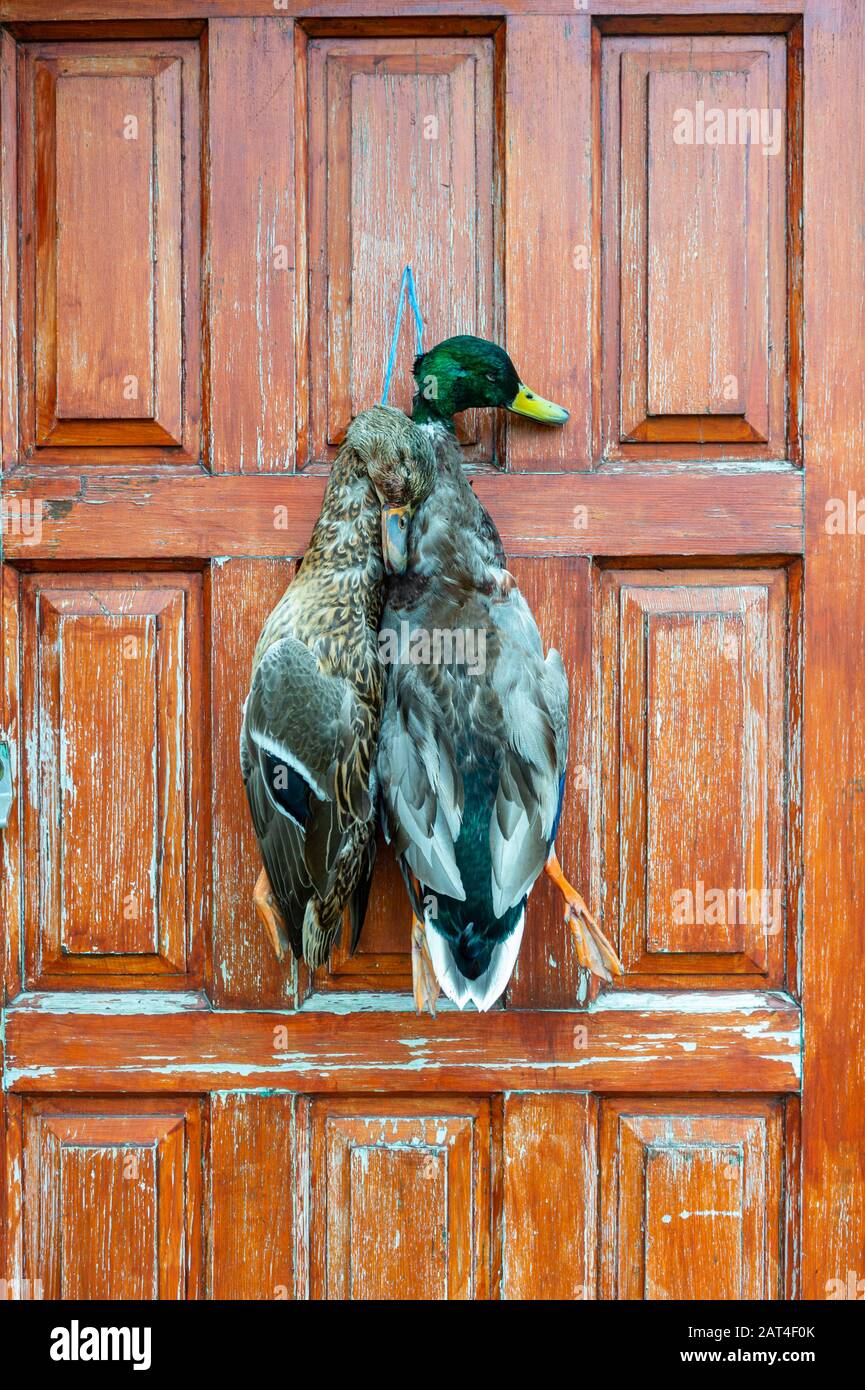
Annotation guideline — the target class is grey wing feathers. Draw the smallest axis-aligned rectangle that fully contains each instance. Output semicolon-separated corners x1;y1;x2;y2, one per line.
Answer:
241;635;364;946
245;635;352;806
377;666;466;902
377;584;569;925
488;592;570;919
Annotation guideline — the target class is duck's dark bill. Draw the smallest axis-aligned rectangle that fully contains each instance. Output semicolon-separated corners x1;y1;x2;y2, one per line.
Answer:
507;383;569;425
382;504;411;574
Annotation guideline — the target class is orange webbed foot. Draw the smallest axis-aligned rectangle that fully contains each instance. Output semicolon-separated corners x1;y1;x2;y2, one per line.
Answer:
544;851;623;984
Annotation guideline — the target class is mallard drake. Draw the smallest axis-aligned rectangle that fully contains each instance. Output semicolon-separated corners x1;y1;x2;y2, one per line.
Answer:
241;406;436;968
377;336;623;1011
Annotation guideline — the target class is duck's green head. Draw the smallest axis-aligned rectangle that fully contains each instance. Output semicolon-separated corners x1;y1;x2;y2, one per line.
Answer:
411;334;569;430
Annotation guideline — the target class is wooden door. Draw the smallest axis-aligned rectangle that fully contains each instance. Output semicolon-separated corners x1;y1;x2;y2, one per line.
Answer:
0;0;861;1303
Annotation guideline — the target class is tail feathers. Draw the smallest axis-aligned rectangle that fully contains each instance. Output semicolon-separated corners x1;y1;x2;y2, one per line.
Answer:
425;914;525;1013
425;925;474;1009
301;896;342;971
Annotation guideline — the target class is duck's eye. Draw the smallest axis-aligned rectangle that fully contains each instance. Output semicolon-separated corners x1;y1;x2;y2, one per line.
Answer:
485;372;497;383
397;514;407;530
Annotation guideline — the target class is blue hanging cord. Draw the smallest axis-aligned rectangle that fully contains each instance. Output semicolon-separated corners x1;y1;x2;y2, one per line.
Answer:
381;265;424;405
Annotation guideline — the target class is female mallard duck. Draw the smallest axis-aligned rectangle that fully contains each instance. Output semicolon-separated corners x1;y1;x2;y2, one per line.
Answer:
377;336;623;1011
241;406;436;968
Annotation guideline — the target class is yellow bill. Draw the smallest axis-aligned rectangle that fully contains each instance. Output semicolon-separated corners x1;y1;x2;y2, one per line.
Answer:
507;383;569;425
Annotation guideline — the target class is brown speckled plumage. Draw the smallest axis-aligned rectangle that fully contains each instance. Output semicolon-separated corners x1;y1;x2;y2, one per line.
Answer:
241;406;436;968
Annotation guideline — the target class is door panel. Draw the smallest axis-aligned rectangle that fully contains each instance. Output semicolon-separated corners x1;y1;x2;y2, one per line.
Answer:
17;571;206;991
0;1;857;1302
599;1098;787;1301
306;33;497;463
16;1095;203;1300
305;1096;493;1301
17;37;202;465
599;32;793;463
599;566;792;988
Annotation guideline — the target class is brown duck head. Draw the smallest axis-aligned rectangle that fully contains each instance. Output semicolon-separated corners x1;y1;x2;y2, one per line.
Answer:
345;405;437;575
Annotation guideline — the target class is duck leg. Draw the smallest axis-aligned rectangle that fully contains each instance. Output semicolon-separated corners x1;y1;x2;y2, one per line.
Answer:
411;914;440;1017
254;867;289;960
544;850;623;984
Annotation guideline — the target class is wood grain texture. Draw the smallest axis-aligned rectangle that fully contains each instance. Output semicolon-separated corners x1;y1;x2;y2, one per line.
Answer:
0;2;807;21
18;1096;203;1300
209;18;296;473
505;15;590;469
0;31;17;466
54;67;161;425
304;1096;493;1300
599;567;790;988
0;1059;7;1295
45;595;163;959
600;34;790;462
306;34;495;464
599;1097;785;1300
645;65;753;420
3;1094;23;1296
210;559;296;1008
0;469;805;559
1;568;22;1001
17;37;202;465
801;0;865;1300
209;1092;295;1299
783;1094;801;1301
0;1;826;1303
19;572;206;991
5;993;801;1094
502;1092;596;1299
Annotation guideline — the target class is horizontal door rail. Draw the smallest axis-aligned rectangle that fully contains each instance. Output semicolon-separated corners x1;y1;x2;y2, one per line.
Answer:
2;469;804;560
3;991;801;1094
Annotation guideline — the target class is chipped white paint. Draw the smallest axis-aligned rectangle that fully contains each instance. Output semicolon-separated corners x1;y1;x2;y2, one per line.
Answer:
590;990;793;1014
677;1209;741;1221
8;991;209;1015
299;991;460;1014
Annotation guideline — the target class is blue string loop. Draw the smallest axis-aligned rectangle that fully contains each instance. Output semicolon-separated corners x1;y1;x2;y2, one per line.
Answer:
381;265;424;405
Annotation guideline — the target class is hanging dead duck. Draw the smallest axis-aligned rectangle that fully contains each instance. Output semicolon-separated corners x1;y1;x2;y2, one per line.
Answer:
241;406;436;968
376;336;623;1011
